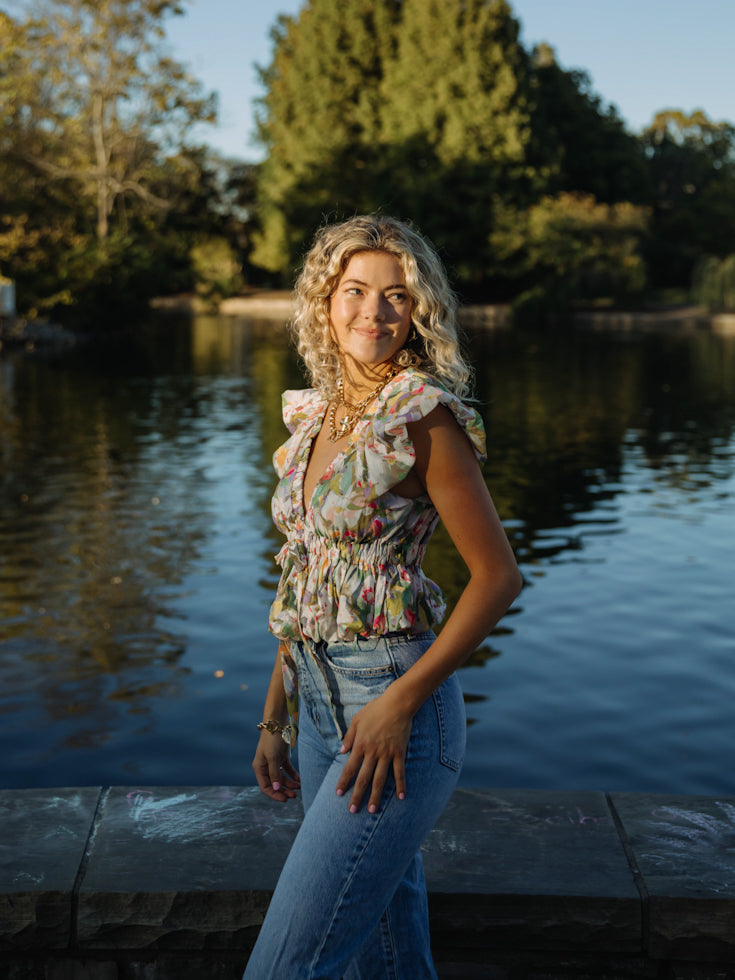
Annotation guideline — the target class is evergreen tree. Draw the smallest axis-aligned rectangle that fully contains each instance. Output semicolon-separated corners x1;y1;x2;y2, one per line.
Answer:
252;0;401;275
381;0;533;176
253;0;544;285
378;0;539;286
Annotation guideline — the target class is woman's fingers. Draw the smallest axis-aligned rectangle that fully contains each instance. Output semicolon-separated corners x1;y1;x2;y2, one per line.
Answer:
335;744;362;800
364;758;391;814
252;738;299;803
392;753;407;802
281;756;301;785
335;697;413;812
346;755;375;813
337;751;400;813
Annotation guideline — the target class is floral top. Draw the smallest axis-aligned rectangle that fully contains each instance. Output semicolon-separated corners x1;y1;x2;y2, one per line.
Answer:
269;367;487;643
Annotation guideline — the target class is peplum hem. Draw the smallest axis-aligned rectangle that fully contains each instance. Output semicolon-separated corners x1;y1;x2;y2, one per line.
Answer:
270;527;445;642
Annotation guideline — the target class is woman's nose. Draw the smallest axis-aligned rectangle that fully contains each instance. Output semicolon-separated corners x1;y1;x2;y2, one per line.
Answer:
363;294;386;320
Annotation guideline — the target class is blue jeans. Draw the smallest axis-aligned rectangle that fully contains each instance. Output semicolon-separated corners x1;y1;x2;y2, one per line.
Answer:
243;631;466;980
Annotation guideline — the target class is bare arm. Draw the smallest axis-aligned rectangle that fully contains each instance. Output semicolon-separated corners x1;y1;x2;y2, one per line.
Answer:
252;643;300;802
336;405;522;812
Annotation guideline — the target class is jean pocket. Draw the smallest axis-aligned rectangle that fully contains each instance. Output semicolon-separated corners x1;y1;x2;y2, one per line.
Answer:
319;637;396;678
432;675;466;772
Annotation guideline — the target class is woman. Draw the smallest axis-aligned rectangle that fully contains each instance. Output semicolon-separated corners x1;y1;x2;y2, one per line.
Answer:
245;215;522;979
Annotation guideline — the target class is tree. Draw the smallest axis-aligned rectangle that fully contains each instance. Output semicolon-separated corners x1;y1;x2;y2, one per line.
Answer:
0;1;224;320
381;0;532;170
491;193;649;317
253;0;545;285
3;0;216;244
252;0;401;275
641;109;735;287
529;43;650;205
378;0;539;285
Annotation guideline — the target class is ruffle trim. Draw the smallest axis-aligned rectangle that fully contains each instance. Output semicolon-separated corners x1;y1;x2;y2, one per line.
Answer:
359;369;486;497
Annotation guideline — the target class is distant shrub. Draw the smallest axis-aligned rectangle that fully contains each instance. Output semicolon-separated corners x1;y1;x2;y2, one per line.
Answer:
694;254;735;311
190;237;244;305
527;194;649;301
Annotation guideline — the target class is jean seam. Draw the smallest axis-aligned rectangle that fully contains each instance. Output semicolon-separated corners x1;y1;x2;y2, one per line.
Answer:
433;684;463;771
378;906;399;980
310;805;393;978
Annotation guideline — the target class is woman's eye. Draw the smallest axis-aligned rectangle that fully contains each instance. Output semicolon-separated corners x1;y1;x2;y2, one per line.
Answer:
389;292;408;302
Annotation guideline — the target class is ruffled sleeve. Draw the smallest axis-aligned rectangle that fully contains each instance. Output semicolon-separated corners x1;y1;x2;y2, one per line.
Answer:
281;388;325;433
273;388;326;481
361;370;487;497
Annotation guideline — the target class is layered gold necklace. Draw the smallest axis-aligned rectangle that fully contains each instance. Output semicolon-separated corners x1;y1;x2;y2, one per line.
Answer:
328;366;398;442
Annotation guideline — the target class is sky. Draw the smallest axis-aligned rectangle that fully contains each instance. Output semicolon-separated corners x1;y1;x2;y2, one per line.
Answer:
165;0;735;161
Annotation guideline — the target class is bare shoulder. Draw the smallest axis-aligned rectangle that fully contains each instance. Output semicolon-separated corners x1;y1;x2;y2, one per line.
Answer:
407;404;475;451
407;405;479;483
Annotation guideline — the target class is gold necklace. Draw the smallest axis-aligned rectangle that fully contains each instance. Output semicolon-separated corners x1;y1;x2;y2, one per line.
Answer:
328;367;398;442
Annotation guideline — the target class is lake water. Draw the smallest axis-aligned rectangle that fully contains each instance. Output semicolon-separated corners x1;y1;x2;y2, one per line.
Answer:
1;314;734;795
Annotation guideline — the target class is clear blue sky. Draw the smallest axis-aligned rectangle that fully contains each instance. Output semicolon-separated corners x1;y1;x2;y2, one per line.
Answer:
165;0;735;161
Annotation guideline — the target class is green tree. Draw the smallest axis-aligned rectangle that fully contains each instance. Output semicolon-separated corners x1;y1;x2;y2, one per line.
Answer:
0;2;225;320
381;0;533;177
529;43;650;205
253;0;545;285
641;109;735;287
491;193;649;318
378;0;538;285
252;0;401;275
3;0;216;243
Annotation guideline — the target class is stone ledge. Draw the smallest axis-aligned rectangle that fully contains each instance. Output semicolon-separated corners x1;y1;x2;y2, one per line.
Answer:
1;786;735;977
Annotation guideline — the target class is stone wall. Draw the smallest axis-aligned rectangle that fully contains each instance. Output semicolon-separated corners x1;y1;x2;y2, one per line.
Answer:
2;786;735;979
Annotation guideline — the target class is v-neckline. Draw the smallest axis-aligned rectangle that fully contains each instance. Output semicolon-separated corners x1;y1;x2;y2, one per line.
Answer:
298;401;354;518
296;371;402;518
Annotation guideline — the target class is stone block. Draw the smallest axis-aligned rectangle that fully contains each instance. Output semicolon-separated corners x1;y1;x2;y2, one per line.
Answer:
424;788;641;955
0;787;101;949
610;792;735;962
77;787;301;950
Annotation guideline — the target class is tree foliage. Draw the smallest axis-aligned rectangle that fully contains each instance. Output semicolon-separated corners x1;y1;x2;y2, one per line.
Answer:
3;0;216;241
251;0;401;274
529;44;650;205
378;0;537;284
641;110;735;287
0;0;240;322
4;0;735;320
693;254;735;312
252;0;545;283
492;193;649;320
252;0;655;296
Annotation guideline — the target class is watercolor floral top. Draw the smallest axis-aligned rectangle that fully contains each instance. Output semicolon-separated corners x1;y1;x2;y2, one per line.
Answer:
269;366;487;644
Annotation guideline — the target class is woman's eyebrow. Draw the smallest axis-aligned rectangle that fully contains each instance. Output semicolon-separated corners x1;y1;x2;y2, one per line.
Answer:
342;278;407;289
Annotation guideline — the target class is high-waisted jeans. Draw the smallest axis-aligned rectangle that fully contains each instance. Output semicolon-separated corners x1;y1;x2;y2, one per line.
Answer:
243;631;466;980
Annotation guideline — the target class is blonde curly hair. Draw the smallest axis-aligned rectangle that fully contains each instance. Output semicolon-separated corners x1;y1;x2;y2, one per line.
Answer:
291;215;473;399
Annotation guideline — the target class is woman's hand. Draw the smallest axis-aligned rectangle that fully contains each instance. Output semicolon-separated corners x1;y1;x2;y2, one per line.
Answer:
252;731;300;803
335;687;413;813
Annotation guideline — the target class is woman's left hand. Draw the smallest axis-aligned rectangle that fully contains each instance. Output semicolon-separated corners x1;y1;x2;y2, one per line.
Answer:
335;687;413;813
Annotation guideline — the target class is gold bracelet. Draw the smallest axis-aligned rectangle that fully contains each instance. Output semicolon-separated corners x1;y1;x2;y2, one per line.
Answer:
257;719;293;744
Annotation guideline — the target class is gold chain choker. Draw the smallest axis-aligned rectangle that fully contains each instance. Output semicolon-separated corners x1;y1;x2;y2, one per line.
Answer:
328;367;398;442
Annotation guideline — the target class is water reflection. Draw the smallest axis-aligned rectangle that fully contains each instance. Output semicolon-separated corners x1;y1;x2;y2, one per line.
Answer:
1;315;734;790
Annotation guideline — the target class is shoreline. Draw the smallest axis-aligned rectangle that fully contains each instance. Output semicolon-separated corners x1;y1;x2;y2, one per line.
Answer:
162;292;735;334
4;298;735;357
